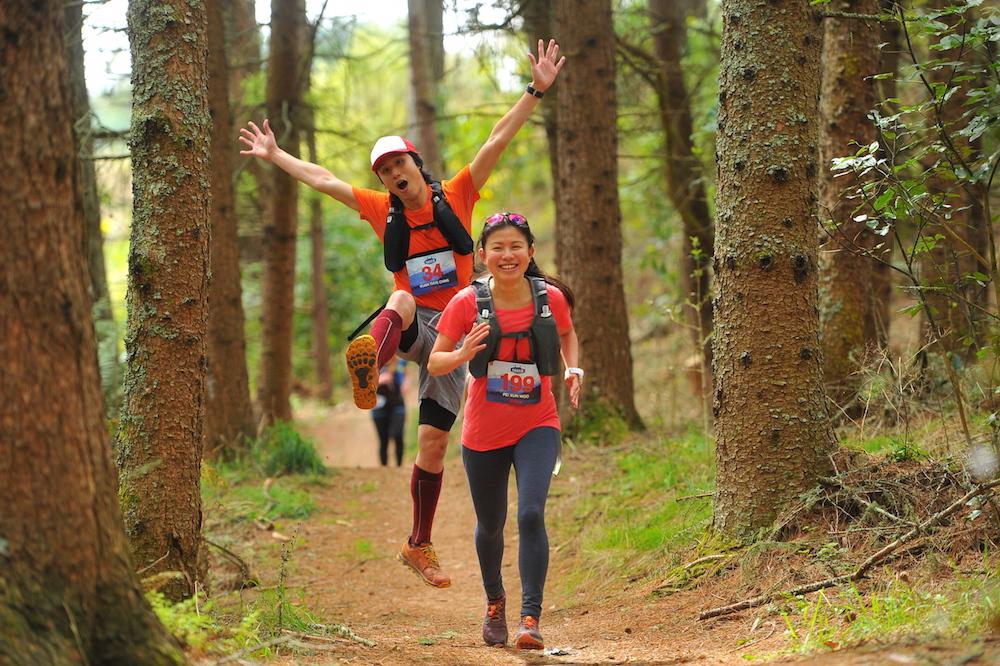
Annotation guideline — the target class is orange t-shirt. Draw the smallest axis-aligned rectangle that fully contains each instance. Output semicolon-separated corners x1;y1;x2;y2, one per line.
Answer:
353;165;479;312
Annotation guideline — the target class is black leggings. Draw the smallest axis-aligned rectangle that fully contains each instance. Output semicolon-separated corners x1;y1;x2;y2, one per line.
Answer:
461;426;560;619
373;408;405;466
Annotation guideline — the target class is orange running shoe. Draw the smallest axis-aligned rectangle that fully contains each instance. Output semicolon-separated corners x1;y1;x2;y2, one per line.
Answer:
516;615;544;650
397;540;451;588
345;334;377;409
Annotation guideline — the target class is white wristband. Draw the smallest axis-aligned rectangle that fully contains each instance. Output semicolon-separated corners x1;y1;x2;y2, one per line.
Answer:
565;367;584;379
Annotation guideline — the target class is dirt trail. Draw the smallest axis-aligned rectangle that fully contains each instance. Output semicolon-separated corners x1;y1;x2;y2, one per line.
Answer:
276;400;1000;666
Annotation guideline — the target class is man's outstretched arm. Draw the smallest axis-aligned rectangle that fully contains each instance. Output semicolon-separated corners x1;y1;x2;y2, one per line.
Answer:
239;118;360;211
469;39;566;191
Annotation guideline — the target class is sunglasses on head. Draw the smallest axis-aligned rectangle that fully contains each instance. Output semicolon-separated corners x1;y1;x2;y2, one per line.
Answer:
485;212;529;228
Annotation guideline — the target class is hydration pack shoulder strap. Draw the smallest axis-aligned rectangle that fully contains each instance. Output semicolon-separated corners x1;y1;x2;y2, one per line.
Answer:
382;181;473;273
430;181;474;256
382;195;409;272
468;276;562;378
469;278;502;378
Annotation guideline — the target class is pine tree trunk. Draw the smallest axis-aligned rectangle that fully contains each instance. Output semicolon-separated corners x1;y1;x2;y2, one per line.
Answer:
555;0;642;430
306;125;334;402
66;0;123;419
818;0;883;406
256;0;306;426
650;0;715;396
205;0;256;458
712;0;836;539
0;0;188;661
120;0;212;601
408;0;445;177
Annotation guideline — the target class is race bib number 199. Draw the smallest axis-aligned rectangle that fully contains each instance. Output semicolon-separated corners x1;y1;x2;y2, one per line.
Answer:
486;361;542;405
406;250;458;296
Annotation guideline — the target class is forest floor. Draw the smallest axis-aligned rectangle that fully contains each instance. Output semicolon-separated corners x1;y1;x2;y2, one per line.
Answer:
198;387;1000;666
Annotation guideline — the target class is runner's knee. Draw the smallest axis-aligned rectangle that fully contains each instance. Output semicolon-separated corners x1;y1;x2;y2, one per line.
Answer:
386;290;416;323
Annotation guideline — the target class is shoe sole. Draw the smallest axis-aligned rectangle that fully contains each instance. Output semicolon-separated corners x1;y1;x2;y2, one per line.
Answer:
396;552;451;588
346;335;378;410
516;633;543;650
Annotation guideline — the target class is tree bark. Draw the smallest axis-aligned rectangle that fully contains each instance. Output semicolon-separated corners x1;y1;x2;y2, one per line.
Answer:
120;0;212;601
307;125;334;402
712;0;836;539
523;0;559;182
555;0;642;430
818;0;884;406
649;0;715;396
408;0;445;177
256;0;306;426
0;0;188;661
66;0;123;417
205;0;256;458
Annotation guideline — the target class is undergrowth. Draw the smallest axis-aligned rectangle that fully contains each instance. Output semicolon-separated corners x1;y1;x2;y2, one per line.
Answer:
551;428;716;594
155;421;342;661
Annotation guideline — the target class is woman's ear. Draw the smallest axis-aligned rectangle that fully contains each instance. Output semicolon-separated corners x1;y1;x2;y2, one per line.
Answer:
478;247;486;262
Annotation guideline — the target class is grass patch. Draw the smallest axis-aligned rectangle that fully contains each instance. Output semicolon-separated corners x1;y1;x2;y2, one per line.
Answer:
778;575;1000;655
554;428;715;592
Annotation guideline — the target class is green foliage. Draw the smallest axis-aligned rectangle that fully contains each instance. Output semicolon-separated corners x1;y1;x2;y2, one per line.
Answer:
202;426;328;525
255;421;328;477
565;392;633;446
613;0;720;335
554;431;715;590
829;2;1000;366
203;461;321;523
93;301;123;421
779;577;1000;655
147;589;267;657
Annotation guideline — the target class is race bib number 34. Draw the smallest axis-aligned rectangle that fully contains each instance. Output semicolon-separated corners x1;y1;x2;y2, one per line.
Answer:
406;250;459;296
486;361;542;405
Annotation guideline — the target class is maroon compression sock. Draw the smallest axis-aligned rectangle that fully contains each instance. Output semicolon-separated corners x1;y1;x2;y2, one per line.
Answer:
409;465;443;545
370;309;403;369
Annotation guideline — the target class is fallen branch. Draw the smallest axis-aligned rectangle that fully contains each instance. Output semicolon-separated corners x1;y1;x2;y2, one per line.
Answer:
204;537;255;588
281;625;376;647
698;478;1000;620
215;635;293;664
677;492;714;502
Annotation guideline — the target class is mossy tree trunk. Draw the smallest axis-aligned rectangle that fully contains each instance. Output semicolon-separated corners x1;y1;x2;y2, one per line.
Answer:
205;0;256;459
119;0;212;601
712;0;836;539
0;0;188;661
554;0;642;431
255;0;306;427
818;0;884;407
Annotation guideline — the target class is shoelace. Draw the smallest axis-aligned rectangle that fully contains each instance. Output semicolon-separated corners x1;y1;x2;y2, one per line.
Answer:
418;545;442;568
486;598;504;621
521;616;539;630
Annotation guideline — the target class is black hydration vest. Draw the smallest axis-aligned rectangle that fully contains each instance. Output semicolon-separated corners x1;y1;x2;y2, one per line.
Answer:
468;276;563;379
383;180;474;273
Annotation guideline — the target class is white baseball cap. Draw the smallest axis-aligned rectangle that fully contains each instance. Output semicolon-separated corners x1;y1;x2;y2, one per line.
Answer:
370;135;420;172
